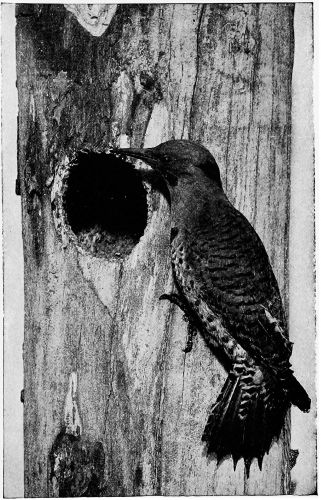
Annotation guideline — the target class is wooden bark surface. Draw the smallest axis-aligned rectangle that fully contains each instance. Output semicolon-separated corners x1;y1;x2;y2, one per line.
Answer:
17;4;294;496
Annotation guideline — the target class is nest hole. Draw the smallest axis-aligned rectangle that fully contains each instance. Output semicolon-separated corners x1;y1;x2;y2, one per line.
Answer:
63;151;148;258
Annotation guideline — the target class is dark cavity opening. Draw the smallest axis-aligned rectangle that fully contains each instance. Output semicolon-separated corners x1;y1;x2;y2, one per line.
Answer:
63;151;148;258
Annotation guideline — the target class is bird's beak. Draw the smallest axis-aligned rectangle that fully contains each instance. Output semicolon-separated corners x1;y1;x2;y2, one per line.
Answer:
111;147;160;169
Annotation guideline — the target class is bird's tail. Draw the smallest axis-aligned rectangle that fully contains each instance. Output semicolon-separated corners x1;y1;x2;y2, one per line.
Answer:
202;366;309;476
286;373;311;412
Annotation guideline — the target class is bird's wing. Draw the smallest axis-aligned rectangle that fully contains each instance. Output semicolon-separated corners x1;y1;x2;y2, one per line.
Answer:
179;199;292;372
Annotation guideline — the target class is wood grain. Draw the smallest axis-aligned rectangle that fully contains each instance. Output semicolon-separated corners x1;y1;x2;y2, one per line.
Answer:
16;4;294;496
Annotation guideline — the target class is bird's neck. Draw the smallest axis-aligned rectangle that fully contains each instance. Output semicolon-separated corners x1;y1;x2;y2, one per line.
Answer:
168;175;227;231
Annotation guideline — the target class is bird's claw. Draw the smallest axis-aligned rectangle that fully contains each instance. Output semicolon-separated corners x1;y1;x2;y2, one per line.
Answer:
159;292;185;310
159;293;172;302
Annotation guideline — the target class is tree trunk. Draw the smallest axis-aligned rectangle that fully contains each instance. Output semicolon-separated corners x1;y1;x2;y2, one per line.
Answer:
17;4;294;496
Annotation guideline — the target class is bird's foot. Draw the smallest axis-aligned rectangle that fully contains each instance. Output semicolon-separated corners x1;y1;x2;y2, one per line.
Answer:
159;293;198;353
183;323;198;353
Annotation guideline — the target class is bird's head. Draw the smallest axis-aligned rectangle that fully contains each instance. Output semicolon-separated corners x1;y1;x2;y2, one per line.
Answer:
112;140;222;190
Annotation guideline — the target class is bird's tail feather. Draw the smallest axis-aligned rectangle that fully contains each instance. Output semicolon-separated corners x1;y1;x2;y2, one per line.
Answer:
202;369;290;476
286;374;310;412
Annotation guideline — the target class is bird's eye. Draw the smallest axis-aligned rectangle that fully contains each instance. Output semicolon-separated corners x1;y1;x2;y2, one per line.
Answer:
163;154;170;162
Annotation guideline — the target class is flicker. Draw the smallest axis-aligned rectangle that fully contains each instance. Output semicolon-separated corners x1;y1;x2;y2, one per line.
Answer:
112;139;310;475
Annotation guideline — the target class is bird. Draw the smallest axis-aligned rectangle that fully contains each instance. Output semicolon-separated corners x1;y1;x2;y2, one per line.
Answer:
112;139;310;476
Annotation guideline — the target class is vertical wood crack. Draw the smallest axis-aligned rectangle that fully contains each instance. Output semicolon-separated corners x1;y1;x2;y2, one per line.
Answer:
189;4;206;136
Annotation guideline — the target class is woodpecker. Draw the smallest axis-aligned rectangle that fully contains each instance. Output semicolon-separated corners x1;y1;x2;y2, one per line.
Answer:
112;140;310;475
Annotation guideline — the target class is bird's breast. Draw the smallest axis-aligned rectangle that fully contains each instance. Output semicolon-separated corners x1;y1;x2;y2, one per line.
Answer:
170;228;202;306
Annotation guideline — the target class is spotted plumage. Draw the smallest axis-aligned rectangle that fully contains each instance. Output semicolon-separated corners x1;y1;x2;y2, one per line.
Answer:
113;139;310;476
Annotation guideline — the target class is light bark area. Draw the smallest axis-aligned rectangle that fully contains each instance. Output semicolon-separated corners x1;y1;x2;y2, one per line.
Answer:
17;4;294;496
